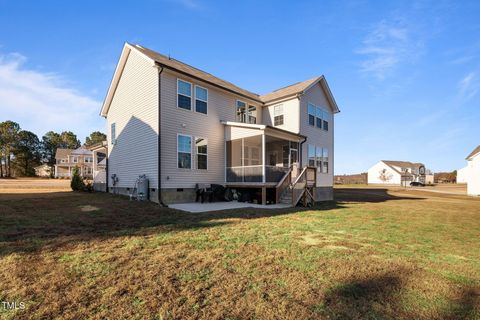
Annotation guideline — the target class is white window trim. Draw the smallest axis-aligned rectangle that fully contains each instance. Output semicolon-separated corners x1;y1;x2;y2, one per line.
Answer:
72;156;78;163
273;104;284;126
177;133;192;170
177;79;193;111
195;136;208;170
194;85;208;115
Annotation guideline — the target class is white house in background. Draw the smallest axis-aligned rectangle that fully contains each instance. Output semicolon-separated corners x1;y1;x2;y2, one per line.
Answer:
367;160;433;186
456;166;469;184
462;145;480;196
100;43;340;206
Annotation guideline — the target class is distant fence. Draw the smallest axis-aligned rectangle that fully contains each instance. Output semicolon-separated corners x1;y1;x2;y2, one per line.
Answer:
334;173;367;185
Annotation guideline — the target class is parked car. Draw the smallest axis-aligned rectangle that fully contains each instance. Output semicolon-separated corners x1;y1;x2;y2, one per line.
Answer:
410;181;425;187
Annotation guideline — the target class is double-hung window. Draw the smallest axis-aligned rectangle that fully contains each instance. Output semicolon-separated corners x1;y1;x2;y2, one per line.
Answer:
177;135;192;169
196;137;208;170
273;104;284;126
195;86;208;114
322;148;329;173
308;103;316;126
315;106;322;129
72;157;78;163
111;123;116;145
248;105;257;124
177;79;192;110
323;110;329;131
316;146;322;169
308;145;316;167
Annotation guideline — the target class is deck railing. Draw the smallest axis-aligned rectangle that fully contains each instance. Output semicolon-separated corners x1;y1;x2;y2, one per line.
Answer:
291;166;317;206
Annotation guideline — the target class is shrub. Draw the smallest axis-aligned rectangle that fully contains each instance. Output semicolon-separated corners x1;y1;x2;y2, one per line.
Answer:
70;166;85;191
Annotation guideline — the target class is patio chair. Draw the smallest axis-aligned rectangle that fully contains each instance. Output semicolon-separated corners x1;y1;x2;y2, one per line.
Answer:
195;183;214;203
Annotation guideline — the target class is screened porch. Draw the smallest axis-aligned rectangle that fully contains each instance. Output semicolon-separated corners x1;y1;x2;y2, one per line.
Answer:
223;122;304;185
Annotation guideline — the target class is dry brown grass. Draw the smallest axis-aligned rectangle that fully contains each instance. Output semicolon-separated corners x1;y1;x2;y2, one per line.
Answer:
0;187;479;319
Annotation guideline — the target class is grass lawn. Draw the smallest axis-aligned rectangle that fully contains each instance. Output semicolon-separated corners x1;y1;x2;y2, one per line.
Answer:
0;187;479;319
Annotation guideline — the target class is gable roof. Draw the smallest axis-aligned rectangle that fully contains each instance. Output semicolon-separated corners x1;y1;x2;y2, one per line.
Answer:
466;145;480;160
101;43;341;116
55;148;72;159
260;77;320;103
382;160;424;169
134;44;262;103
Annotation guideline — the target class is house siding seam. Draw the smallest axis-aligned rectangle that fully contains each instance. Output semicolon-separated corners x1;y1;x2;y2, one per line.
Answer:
107;49;159;189
298;83;335;187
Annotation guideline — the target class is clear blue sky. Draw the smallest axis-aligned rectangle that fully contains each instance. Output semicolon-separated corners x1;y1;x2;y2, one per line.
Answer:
1;0;479;174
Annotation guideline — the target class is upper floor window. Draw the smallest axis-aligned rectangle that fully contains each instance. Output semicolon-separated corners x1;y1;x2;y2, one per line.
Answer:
196;137;208;170
323;110;329;131
85;157;93;163
195;85;208;114
316;107;322;129
111;123;116;145
236;100;247;122
308;103;315;126
307;103;329;131
177;79;192;110
248;105;257;124
71;156;78;163
274;104;284;126
177;134;192;169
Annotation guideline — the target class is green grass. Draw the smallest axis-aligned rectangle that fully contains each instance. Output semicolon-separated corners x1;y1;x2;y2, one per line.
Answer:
0;187;479;319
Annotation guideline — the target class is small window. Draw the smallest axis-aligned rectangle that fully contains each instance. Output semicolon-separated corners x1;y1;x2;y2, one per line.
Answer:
111;123;116;145
315;107;322;129
72;157;78;163
322;148;329;173
195;86;208;114
323;110;329;131
315;146;322;169
236;100;247;122
274;104;284;126
177;135;192;169
308;103;316;126
248;105;257;124
177;79;192;110
308;145;315;167
85;157;93;163
196;137;208;170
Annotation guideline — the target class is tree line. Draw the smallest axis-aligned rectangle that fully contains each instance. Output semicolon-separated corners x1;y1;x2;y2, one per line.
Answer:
0;120;106;177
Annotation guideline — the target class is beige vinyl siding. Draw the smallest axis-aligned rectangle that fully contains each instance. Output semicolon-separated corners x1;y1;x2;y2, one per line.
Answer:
299;83;334;187
160;70;262;188
107;49;159;188
262;98;300;134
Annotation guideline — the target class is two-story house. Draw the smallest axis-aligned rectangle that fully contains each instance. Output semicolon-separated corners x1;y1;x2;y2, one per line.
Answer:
100;43;340;205
367;160;434;185
54;147;95;178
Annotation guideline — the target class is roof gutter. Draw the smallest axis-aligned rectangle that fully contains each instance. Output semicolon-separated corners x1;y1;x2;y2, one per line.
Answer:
153;62;263;104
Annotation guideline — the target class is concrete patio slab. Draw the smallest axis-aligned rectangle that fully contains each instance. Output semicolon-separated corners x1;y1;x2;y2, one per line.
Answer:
169;201;292;213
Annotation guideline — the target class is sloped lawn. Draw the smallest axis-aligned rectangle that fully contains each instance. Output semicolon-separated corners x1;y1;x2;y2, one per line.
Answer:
0;187;479;319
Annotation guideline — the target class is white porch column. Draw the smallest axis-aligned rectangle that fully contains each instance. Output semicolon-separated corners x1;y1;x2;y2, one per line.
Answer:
262;133;266;183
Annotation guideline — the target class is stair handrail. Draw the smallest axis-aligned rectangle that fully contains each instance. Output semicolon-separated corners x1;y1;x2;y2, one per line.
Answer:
275;166;292;203
291;167;309;206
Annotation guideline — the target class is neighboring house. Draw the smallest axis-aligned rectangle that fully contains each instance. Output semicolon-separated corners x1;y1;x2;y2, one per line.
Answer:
100;43;340;205
460;145;480;196
34;164;52;177
54;147;95;178
367;160;433;186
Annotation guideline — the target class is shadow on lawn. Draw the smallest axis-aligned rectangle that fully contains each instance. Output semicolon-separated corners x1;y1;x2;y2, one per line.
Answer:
320;269;480;319
0;191;343;255
334;188;425;203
